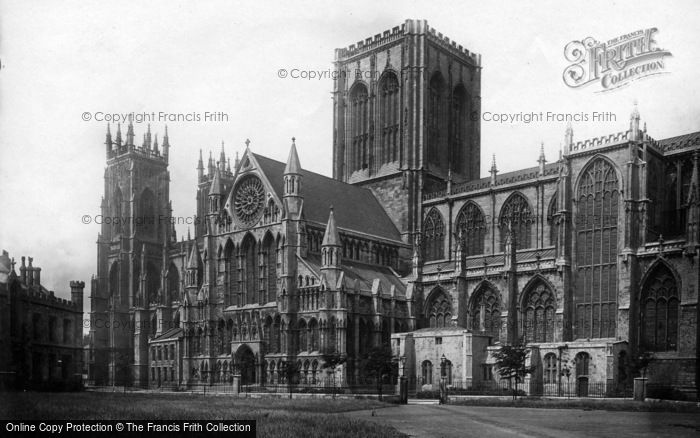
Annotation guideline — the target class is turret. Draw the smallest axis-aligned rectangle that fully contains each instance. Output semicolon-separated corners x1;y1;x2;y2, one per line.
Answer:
153;134;159;155
186;241;201;288
145;124;152;150
162;126;170;163
208;151;214;178
489;154;498;186
629;101;641;141
564;122;573;152
115;123;123;149
686;151;700;248
219;141;226;172
105;123;112;158
321;207;342;295
208;168;223;213
283;137;303;218
19;256;26;283
70;280;85;312
538;142;546;176
197;149;204;181
126;121;135;148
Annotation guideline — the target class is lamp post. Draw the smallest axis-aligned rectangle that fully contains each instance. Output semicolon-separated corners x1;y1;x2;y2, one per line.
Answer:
399;356;407;404
439;354;448;405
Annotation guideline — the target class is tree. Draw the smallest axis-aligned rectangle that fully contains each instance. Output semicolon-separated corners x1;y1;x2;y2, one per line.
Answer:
321;353;347;397
361;345;397;400
493;339;536;400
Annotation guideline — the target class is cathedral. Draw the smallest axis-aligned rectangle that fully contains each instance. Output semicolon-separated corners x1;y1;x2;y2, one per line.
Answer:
88;19;699;396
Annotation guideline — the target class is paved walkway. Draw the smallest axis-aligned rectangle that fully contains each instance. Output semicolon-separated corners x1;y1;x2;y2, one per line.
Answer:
344;404;700;438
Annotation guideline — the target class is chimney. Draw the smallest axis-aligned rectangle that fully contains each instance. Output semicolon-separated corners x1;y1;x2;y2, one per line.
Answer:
27;257;34;286
34;267;41;286
70;281;85;313
20;256;27;283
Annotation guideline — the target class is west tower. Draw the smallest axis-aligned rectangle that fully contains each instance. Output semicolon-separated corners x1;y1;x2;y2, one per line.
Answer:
332;19;481;245
91;122;173;387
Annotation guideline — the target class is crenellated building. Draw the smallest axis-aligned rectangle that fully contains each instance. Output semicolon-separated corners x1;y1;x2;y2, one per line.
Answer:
0;251;84;390
89;19;698;396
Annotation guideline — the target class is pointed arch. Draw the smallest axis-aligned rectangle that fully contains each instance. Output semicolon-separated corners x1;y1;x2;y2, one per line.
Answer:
423;208;445;261
349;82;369;172
112;187;123;235
137;188;157;238
575;157;620;339
547;192;559;247
378;71;400;165
455;201;486;256
450;84;469;172
499;191;533;251
640;261;680;352
424;287;452;328
427;71;447;166
166;262;179;305
469;282;501;340
262;231;277;304
521;277;556;343
223;238;236;306
241;233;257;305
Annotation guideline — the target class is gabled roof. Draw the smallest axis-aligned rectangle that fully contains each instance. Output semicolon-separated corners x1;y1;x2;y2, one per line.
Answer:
252;153;402;241
151;327;184;342
304;254;406;296
658;131;700;153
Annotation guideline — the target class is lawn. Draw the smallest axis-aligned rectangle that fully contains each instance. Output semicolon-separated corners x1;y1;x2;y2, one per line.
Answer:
0;391;405;438
450;397;700;413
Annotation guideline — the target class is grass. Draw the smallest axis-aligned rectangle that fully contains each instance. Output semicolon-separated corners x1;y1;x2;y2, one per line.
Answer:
0;391;406;438
450;397;700;413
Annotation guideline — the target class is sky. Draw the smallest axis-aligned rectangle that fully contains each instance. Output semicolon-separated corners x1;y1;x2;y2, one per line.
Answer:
1;0;699;314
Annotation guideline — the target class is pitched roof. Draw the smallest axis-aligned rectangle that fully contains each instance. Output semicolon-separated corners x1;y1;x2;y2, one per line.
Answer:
322;208;340;246
252;153;402;241
304;254;406;296
284;141;302;174
658;131;700;153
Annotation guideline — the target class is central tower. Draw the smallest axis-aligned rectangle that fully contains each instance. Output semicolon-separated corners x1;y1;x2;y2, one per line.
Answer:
332;19;481;243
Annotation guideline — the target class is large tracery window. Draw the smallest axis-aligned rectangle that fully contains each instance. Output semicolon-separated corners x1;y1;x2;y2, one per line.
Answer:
241;234;257;305
423;208;445;261
426;288;452;328
575;159;619;339
640;264;679;352
349;83;369;172
523;282;556;343
379;72;399;165
455;202;486;256
470;285;501;340
500;193;533;251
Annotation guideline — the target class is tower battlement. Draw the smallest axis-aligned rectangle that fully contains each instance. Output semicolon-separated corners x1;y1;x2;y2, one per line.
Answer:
105;122;170;164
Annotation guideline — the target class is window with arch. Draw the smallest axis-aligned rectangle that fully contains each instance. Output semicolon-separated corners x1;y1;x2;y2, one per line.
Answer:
262;233;278;304
443;359;453;385
575;352;590;377
426;288;452;328
421;360;433;385
523;282;556;343
547;194;558;247
112;188;123;235
470;285;501;340
223;240;236;306
543;353;557;384
241;234;257;305
137;188;157;238
499;193;533;251
451;85;468;172
575;159;619;339
349;83;369;172
455;202;486;256
640;264;679;352
427;72;446;166
423;209;445;261
379;72;400;165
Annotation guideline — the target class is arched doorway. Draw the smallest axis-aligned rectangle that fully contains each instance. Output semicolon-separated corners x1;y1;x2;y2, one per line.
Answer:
234;345;256;385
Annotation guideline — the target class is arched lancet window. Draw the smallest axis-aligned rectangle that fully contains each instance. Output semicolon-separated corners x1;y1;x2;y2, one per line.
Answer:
112;188;123;235
575;352;590;377
470;285;501;340
349;83;369;172
499;192;533;251
543;353;557;384
426;288;452;328
241;234;257;305
166;263;179;306
137;188;157;238
641;264;679;352
443;359;453;385
423;208;445;261
223;240;236;306
421;360;433;385
523;282;556;343
547;194;558;247
455;202;486;256
298;319;308;353
309;319;319;352
262;233;277;304
272;315;281;353
379;72;399;165
145;262;160;305
451;85;468;172
575;158;619;339
427;72;446;166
